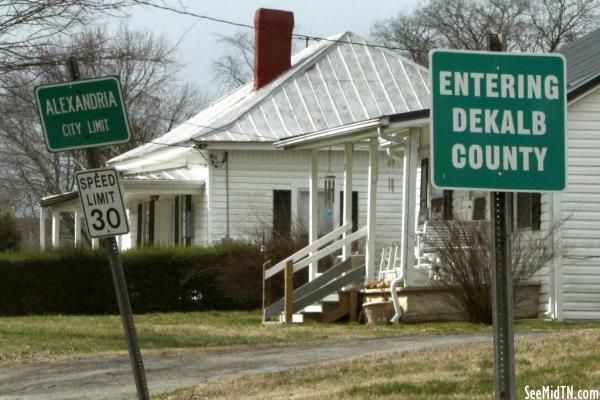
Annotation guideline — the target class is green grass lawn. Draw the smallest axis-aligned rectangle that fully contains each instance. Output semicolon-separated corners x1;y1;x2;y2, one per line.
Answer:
160;328;600;400
1;311;599;366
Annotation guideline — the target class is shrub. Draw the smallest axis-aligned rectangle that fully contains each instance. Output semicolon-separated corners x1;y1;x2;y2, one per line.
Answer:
427;219;555;324
0;243;265;315
0;210;22;251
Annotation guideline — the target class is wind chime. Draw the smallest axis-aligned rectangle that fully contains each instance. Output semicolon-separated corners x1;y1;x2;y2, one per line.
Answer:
324;147;335;228
387;157;395;193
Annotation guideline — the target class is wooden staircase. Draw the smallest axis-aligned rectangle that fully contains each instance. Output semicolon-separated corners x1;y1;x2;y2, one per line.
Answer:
262;223;367;324
301;291;359;323
264;256;365;323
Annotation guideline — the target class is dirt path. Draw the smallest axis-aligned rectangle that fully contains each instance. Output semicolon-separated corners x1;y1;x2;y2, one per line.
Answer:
0;334;492;400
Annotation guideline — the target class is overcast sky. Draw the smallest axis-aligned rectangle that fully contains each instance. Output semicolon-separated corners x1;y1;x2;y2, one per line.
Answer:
123;1;419;99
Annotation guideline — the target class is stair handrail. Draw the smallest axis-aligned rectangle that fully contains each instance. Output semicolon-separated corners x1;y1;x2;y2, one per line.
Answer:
263;257;363;321
292;226;367;273
265;222;352;279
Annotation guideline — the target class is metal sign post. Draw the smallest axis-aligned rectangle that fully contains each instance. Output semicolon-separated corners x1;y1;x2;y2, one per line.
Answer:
65;57;150;400
488;33;516;400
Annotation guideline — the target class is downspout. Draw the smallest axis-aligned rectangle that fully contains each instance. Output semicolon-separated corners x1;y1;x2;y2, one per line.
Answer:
385;135;405;323
390;277;403;323
390;126;421;323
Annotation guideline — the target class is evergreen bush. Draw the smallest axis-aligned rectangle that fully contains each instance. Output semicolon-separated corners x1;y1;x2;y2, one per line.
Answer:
0;242;263;315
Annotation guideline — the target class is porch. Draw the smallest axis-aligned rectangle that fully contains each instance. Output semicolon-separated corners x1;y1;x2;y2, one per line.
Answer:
263;112;433;323
267;110;542;323
38;168;204;250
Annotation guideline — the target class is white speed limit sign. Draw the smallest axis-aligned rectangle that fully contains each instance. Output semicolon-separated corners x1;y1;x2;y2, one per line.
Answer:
76;167;130;238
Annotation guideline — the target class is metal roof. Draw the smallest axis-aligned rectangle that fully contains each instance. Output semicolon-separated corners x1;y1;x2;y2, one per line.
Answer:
558;28;600;98
122;167;199;181
111;32;430;164
39;191;78;207
40;168;203;207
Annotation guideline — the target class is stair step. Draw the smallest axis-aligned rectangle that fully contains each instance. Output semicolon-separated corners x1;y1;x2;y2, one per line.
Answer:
303;292;353;323
302;304;323;313
321;293;339;303
277;313;305;323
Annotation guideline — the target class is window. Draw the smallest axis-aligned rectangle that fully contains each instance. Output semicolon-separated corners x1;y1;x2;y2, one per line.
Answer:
472;192;487;220
419;158;429;223
174;195;193;246
431;187;453;220
339;191;359;232
273;190;292;239
425;156;453;221
515;193;541;230
298;190;330;234
136;203;143;248
136;200;155;247
443;190;453;220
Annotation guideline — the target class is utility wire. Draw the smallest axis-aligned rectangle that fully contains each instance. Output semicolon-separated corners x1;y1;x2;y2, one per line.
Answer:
132;0;428;54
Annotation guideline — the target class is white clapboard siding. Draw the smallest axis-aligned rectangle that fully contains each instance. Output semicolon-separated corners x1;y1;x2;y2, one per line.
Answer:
208;148;404;269
534;193;552;316
193;190;209;246
129;207;138;249
558;87;600;319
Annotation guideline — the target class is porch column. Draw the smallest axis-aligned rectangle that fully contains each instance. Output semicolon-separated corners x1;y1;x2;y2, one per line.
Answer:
309;149;319;280
91;238;99;249
401;128;419;286
39;207;46;250
365;136;379;280
73;211;81;247
51;212;60;248
342;143;354;260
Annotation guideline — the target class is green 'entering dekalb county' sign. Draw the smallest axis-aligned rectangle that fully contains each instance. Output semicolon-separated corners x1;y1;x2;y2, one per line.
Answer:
35;76;130;152
430;50;566;191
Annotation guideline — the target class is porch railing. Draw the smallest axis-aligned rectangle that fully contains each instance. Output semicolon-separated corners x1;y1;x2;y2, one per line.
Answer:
263;223;367;322
264;222;352;279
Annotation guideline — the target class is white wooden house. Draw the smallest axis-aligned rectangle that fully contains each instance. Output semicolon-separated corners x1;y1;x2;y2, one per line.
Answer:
39;9;428;267
39;8;600;322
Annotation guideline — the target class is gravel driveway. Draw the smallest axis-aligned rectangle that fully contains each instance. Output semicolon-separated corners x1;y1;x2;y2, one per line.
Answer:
0;333;492;400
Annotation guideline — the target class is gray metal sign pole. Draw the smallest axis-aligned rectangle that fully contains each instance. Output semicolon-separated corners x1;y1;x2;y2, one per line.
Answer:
67;57;150;400
488;34;516;400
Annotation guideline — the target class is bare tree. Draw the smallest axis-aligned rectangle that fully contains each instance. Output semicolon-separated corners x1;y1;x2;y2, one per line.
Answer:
0;0;155;75
372;0;600;66
0;26;205;215
211;29;304;91
212;31;254;90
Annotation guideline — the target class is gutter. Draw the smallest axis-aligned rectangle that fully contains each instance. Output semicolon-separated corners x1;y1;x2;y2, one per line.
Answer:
567;74;600;103
275;118;385;150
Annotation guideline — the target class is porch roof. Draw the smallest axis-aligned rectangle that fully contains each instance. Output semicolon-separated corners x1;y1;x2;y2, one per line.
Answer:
39;172;204;209
39;191;78;207
275;109;430;150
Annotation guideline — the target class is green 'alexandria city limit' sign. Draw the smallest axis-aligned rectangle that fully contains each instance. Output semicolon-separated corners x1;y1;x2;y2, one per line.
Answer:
430;50;566;192
35;76;130;152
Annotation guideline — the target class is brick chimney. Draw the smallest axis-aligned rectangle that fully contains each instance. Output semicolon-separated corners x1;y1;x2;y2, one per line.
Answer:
253;8;294;91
